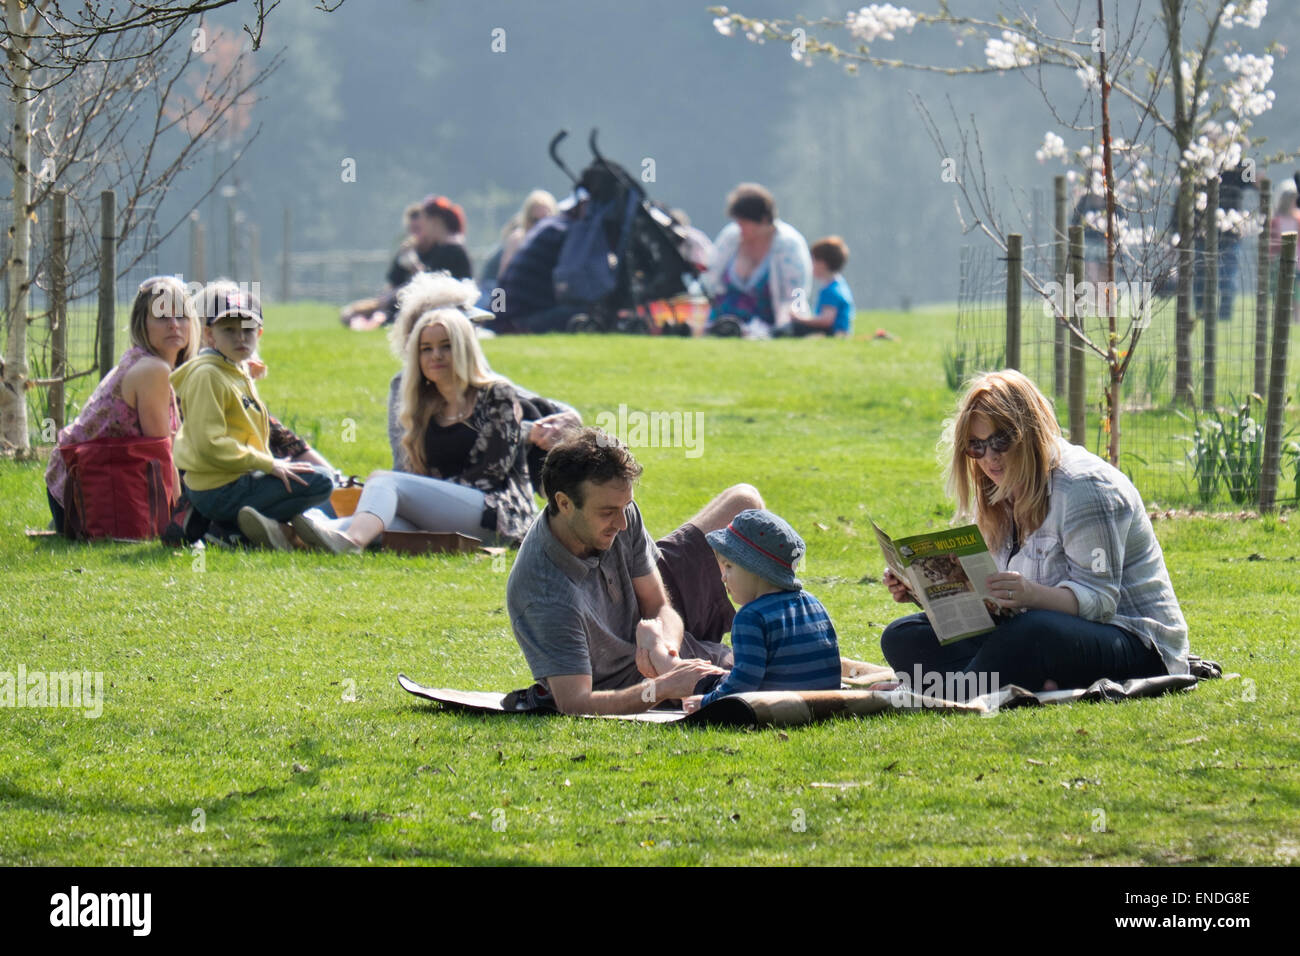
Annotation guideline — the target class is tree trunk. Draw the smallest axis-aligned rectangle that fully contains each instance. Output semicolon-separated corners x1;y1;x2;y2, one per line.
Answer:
2;0;34;456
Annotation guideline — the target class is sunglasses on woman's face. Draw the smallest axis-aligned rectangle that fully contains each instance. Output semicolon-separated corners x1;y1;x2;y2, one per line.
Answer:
965;431;1015;459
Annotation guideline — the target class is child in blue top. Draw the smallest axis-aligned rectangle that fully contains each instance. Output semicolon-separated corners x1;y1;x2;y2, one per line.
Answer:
791;236;854;337
683;509;842;712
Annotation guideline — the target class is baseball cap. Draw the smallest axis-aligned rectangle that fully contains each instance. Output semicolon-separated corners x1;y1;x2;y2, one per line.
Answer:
199;283;263;327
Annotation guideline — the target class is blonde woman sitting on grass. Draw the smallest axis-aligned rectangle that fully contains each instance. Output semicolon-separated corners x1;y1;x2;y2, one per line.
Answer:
384;272;581;486
292;306;536;553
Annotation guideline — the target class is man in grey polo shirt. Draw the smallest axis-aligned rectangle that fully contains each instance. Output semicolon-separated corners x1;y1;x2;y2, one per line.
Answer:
506;427;763;715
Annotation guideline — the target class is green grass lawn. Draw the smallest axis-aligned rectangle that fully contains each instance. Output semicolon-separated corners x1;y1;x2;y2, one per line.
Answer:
1;305;1297;865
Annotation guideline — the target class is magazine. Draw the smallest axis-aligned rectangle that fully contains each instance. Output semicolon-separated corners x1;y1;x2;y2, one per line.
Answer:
872;520;1006;644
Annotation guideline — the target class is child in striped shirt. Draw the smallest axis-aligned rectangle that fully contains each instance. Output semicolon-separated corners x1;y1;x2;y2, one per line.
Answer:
683;509;842;713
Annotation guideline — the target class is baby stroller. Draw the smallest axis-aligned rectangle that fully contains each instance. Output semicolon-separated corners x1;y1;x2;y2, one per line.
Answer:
548;129;699;335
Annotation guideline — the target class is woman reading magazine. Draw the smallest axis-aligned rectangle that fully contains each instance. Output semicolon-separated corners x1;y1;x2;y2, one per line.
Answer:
879;369;1188;698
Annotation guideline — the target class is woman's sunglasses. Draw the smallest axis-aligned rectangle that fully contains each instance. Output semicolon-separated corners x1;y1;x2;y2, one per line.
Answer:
965;431;1015;459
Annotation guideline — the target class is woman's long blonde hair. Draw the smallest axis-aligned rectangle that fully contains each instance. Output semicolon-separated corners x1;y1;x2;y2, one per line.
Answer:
387;270;483;360
398;307;501;475
943;369;1062;551
499;190;558;243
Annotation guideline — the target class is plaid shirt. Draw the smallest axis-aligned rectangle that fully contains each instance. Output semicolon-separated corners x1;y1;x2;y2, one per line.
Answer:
999;439;1189;674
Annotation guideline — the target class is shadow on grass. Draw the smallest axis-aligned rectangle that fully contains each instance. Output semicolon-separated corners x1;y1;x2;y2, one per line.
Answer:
25;535;185;566
0;770;298;832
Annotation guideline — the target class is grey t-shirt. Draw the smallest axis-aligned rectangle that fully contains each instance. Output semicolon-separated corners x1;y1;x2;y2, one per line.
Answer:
507;501;730;691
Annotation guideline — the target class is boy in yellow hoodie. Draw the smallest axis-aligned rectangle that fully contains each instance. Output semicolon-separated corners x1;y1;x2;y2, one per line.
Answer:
171;282;334;549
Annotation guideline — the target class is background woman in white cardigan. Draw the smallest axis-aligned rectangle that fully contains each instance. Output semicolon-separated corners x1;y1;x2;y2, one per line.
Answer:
702;182;811;336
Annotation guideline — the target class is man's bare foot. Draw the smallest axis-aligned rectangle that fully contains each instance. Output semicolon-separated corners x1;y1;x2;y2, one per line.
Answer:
635;618;678;676
1041;679;1059;691
648;645;679;677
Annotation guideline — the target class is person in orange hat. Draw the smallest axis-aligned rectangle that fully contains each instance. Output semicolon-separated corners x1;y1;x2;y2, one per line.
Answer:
345;195;474;329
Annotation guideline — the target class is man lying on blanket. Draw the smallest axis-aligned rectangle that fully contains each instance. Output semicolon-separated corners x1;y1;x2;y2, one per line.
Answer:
506;427;871;716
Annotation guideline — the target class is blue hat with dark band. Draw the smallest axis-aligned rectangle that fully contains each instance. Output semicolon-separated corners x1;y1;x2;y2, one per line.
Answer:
705;509;804;591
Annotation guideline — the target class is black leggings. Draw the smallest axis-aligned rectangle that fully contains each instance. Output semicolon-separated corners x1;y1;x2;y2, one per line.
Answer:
47;489;65;534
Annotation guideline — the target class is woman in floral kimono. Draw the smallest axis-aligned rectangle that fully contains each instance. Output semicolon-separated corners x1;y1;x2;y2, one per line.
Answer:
291;306;536;553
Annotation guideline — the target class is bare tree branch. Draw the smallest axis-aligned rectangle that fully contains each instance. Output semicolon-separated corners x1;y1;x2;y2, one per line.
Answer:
3;0;338;454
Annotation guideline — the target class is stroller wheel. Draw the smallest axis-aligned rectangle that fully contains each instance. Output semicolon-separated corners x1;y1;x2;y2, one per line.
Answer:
617;315;651;335
708;316;743;338
566;313;596;334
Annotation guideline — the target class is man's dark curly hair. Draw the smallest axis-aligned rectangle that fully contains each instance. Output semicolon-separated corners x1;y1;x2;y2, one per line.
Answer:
541;427;643;516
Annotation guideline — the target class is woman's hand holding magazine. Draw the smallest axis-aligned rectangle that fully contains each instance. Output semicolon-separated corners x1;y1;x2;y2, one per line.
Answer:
883;567;922;607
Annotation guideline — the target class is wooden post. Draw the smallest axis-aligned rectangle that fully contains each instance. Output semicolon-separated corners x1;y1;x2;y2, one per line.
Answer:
1053;175;1067;397
1255;178;1272;398
1202;178;1219;411
97;190;116;381
49;190;67;432
249;222;261;291
189;212;205;286
1006;233;1022;370
1259;232;1296;512
281;207;292;302
1068;225;1086;445
1174;185;1196;405
226;196;237;278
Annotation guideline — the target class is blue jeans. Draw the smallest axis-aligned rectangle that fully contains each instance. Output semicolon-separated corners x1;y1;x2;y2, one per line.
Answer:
185;466;334;524
880;609;1166;699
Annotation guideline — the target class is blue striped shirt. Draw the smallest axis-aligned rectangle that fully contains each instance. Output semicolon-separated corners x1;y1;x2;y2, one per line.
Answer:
700;589;841;707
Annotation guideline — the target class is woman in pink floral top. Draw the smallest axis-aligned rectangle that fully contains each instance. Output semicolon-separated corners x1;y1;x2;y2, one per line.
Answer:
44;275;200;531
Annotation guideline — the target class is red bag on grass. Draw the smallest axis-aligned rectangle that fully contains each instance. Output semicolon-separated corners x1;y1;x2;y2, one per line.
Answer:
59;435;177;541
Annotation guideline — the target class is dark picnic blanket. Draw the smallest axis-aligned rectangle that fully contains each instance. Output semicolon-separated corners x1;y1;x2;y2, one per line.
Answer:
398;659;1222;728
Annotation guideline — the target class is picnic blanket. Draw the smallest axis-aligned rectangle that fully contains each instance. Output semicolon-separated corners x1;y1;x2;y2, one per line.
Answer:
398;661;1220;728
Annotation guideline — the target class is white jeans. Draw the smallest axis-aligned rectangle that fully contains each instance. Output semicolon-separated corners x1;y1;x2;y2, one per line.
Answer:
325;470;487;539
